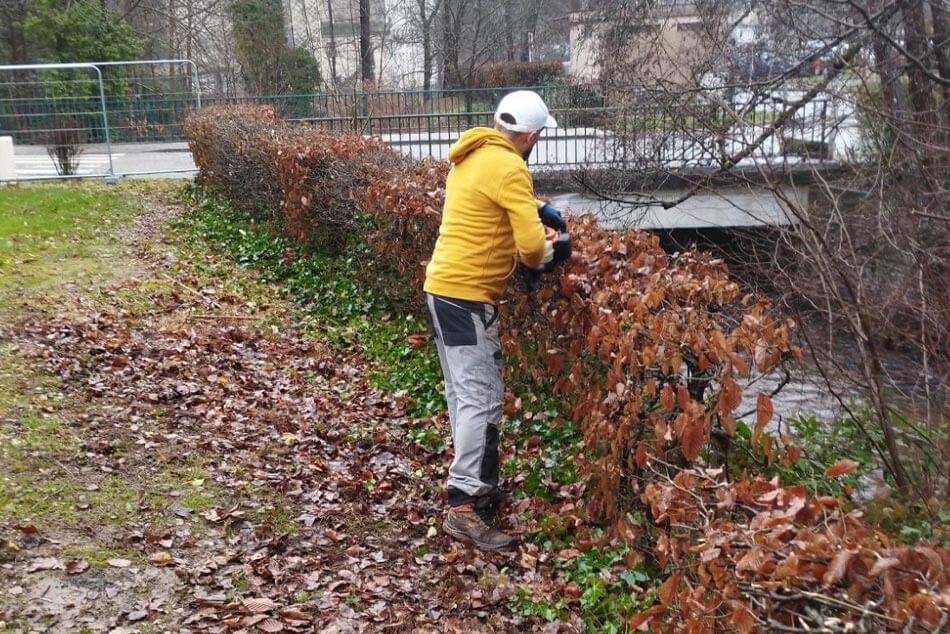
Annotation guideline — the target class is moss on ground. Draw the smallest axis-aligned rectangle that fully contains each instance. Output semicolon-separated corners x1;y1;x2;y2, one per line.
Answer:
0;430;231;527
59;544;142;567
0;345;61;420
149;460;225;515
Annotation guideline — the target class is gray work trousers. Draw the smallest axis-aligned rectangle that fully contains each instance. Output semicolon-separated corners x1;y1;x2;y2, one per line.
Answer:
424;292;502;506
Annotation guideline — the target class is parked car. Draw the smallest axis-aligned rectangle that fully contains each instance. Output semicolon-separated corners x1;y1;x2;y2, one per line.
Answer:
729;47;792;82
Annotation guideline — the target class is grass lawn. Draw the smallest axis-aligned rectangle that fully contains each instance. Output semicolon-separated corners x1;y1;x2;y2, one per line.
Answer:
0;184;139;307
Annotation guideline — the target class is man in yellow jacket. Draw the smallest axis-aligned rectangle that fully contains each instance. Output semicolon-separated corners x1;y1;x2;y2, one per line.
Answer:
424;90;568;550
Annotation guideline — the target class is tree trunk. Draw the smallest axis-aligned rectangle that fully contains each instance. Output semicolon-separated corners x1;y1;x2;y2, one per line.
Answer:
326;0;338;83
1;0;30;64
900;1;938;166
359;0;374;83
871;33;909;146
422;23;433;90
441;0;460;88
185;0;193;64
928;0;950;130
520;0;541;62
503;1;516;61
419;0;434;91
168;0;178;60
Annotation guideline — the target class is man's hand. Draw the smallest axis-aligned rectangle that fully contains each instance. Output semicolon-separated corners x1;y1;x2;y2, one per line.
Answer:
523;209;571;291
539;203;567;232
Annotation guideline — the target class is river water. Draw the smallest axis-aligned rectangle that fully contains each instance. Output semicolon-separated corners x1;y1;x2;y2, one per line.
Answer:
735;366;846;428
552;188;850;427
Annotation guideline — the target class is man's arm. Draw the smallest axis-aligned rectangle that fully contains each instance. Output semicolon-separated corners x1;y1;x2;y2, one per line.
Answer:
498;168;546;270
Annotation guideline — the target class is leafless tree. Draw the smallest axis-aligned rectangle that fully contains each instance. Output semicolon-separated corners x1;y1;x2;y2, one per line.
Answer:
106;0;239;94
394;0;444;89
433;0;569;87
0;0;32;64
576;0;948;500
359;0;374;81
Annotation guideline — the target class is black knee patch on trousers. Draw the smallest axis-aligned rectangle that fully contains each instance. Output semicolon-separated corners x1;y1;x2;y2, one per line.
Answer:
480;424;499;487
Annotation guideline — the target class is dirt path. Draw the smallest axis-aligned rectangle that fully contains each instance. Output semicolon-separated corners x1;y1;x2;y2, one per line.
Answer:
0;186;569;633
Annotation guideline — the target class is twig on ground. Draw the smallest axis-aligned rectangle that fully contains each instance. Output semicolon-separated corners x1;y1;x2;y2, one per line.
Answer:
188;314;257;321
161;273;223;310
748;583;902;625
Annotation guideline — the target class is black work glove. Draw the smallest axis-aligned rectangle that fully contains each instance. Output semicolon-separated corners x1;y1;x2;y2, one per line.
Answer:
538;230;572;273
539;203;567;232
538;203;571;269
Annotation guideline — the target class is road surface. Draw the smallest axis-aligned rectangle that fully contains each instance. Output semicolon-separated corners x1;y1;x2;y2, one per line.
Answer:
10;142;196;180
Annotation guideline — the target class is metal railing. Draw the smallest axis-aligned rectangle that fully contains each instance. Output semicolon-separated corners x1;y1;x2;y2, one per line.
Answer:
0;59;200;180
0;65;836;181
195;86;832;169
213;85;608;166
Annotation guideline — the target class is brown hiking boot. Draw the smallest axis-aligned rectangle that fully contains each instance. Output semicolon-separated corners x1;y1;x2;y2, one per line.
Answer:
443;503;517;550
473;491;503;527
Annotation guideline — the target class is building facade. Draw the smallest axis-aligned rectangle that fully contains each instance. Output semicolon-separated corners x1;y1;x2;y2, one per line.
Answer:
569;1;729;86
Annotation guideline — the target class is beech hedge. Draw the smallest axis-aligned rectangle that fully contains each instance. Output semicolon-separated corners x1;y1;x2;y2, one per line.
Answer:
184;106;948;631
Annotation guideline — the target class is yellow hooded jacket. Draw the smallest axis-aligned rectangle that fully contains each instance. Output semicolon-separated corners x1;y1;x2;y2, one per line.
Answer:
423;127;546;304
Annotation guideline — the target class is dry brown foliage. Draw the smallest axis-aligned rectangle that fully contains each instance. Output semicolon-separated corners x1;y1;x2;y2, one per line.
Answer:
185;105;402;252
183;105;949;630
474;61;566;88
636;469;949;631
182;105;286;220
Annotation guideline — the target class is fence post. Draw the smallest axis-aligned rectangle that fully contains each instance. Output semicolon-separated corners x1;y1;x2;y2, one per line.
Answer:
188;60;202;108
92;65;115;178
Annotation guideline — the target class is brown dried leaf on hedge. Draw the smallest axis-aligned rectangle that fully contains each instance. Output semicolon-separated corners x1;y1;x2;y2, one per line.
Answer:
359;158;448;309
493;214;800;523
185;105;404;253
276;130;403;253
182;108;949;630
646;470;949;630
183;105;285;218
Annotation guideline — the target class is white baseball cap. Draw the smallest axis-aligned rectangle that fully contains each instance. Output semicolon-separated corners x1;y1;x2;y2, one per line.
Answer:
494;90;558;133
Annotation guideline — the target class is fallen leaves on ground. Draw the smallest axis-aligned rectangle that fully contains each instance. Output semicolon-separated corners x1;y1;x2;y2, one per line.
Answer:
0;191;585;632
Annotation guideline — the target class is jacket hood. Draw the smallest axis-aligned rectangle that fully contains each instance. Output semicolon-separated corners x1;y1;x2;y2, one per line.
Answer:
448;127;519;164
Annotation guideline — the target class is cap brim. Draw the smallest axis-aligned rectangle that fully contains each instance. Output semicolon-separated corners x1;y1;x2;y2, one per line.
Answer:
545;114;558;129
